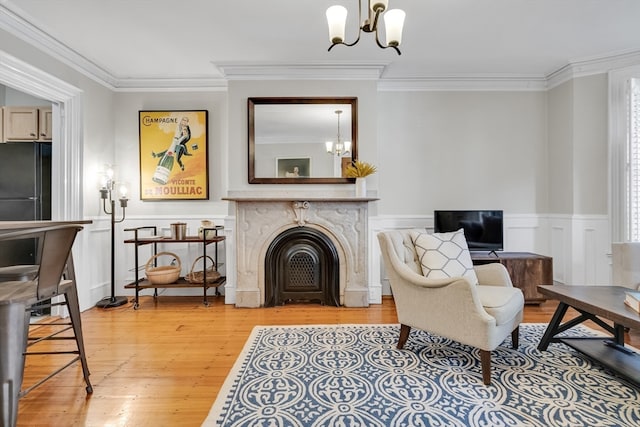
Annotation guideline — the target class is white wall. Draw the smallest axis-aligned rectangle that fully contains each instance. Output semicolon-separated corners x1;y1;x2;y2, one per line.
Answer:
548;80;574;214
112;91;229;214
376;90;549;215
547;74;609;216
572;74;608;214
2;85;50;106
543;75;611;286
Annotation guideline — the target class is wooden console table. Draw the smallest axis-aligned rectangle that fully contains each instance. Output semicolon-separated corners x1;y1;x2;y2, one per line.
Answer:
471;252;553;304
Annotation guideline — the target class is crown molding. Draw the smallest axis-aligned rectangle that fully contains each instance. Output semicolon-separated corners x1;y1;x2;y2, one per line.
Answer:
380;50;640;92
0;2;228;91
546;49;640;89
0;50;82;99
2;1;640;92
216;62;389;80
377;76;548;92
0;2;118;89
112;78;228;92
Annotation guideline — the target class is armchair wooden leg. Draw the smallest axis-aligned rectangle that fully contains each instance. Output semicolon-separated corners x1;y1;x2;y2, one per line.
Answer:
512;326;519;349
397;324;411;349
480;350;491;385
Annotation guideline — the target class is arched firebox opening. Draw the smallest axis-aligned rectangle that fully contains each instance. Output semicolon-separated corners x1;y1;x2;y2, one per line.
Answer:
264;226;340;307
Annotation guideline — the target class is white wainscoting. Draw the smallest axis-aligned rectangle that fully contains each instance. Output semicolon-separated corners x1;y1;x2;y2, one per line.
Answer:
82;215;231;311
549;214;611;286
221;216;236;305
85;219;111;308
369;215;432;301
65;218;112;312
81;213;611;311
369;214;611;305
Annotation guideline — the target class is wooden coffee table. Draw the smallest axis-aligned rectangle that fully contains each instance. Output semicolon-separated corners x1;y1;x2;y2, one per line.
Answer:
537;285;640;386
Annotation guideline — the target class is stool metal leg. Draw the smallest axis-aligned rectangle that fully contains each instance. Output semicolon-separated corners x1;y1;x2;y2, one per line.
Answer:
62;255;92;393
0;302;29;427
64;286;92;393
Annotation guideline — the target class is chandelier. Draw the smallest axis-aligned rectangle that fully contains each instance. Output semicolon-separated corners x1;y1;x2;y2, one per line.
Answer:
326;0;406;55
326;110;351;157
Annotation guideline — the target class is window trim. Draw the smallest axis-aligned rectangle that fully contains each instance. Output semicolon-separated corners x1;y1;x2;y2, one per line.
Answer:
609;65;640;242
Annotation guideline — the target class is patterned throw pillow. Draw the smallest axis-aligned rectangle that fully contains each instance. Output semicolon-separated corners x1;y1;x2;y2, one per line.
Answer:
409;228;479;285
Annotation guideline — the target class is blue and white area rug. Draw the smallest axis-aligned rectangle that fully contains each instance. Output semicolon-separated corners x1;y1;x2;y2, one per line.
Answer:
202;324;640;426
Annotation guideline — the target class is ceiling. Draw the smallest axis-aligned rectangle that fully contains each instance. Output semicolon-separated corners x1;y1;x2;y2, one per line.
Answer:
3;0;640;88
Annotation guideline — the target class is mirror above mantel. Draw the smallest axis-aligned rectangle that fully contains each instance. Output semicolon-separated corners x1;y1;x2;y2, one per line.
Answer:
248;97;358;184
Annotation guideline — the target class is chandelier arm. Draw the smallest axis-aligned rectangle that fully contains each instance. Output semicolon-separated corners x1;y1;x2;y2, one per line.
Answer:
374;30;402;55
366;6;383;33
346;0;366;45
328;31;363;51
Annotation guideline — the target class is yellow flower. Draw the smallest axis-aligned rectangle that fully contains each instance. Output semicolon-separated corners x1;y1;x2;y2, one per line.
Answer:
345;160;377;178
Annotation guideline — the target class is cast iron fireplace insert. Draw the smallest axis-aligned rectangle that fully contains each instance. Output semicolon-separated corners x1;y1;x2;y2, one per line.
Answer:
264;226;339;307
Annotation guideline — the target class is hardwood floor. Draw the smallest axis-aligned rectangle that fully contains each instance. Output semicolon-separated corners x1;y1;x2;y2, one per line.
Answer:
16;296;640;427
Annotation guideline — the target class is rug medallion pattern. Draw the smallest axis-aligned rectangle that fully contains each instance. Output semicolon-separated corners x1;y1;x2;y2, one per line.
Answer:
203;324;640;426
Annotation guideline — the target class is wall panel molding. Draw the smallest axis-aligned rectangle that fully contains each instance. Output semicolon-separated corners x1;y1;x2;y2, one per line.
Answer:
371;214;610;300
80;212;612;310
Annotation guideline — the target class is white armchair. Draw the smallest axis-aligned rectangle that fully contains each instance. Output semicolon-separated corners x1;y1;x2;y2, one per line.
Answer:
377;229;524;385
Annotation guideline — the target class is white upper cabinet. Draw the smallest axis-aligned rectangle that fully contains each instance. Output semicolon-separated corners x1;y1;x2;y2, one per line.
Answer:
38;107;52;140
2;106;52;141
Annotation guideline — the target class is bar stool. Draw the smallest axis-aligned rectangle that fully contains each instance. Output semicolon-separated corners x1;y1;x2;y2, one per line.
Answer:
0;225;92;427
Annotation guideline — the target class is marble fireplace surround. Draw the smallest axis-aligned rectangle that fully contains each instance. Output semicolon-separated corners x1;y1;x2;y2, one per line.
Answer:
224;193;377;308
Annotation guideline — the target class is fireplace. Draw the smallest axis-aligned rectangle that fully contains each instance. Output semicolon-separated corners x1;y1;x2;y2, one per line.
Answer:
265;226;339;306
224;194;375;307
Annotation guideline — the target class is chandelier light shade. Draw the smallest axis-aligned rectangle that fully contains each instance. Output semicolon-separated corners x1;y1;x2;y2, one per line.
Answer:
326;5;348;44
326;0;405;55
326;109;351;157
384;9;406;46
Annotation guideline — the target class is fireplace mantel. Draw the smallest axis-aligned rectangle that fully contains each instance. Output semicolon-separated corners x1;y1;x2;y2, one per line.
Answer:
223;196;378;202
224;194;377;308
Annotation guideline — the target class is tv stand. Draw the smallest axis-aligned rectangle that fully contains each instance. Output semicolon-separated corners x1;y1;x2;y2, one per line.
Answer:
470;252;553;304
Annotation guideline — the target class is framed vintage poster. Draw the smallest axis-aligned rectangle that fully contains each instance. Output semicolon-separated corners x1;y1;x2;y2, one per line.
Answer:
139;110;209;200
276;157;311;178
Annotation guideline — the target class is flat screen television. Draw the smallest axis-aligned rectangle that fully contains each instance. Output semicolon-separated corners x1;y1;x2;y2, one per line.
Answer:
433;210;504;252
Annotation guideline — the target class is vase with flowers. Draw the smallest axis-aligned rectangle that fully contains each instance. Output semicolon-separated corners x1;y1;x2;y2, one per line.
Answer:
344;160;377;197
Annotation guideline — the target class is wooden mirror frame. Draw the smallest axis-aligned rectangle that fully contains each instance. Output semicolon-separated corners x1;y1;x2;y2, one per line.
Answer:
248;97;358;184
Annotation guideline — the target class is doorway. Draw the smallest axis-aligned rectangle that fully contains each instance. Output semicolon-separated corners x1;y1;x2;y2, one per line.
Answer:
0;51;84;313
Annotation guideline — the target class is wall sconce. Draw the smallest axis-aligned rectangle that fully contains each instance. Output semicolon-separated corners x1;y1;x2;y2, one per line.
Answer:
326;110;352;157
96;165;129;309
326;0;406;55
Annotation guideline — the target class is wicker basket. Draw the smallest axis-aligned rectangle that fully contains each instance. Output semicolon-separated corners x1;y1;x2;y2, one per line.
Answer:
145;252;181;285
185;255;220;284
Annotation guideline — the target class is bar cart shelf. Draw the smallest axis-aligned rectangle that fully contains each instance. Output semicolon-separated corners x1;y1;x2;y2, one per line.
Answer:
123;226;225;309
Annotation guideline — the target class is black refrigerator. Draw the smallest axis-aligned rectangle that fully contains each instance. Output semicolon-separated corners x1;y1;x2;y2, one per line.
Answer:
0;142;52;266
